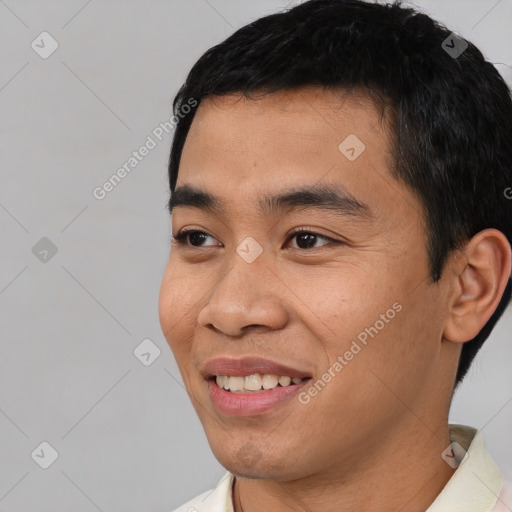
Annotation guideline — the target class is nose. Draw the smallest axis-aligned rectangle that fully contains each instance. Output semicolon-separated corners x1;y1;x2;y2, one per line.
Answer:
197;259;289;338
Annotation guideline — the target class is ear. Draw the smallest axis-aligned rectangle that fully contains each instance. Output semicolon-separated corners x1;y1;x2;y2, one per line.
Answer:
443;229;512;343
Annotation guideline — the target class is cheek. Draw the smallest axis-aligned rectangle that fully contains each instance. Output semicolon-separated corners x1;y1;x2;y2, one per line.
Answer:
307;268;397;348
329;286;443;411
158;268;176;339
158;263;196;359
302;263;425;399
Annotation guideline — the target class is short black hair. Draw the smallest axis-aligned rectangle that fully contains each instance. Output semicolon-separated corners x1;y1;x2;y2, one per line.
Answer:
167;0;512;388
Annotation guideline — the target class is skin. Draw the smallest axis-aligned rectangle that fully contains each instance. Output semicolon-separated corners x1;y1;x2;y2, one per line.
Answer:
158;87;511;512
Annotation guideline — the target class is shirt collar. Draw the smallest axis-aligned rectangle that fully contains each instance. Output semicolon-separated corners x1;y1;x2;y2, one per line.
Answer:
204;424;503;512
426;424;503;512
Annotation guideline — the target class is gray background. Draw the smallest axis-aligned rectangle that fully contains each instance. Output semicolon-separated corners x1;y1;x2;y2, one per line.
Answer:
0;0;511;510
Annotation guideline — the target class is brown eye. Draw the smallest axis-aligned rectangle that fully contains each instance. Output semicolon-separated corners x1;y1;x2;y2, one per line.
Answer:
286;229;337;250
171;230;219;247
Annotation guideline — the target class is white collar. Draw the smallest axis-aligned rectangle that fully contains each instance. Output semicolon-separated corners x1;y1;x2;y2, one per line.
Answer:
426;424;503;512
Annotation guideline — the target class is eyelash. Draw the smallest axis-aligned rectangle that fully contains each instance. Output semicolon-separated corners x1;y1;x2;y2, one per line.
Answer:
170;228;339;250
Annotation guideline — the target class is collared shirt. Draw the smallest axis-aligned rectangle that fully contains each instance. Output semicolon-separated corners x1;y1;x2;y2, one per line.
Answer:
171;424;511;512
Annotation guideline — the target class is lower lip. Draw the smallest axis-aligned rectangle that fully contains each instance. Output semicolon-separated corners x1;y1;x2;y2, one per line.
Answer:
207;378;311;416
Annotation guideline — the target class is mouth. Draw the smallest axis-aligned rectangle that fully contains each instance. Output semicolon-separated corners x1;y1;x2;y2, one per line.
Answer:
208;373;312;393
202;356;314;416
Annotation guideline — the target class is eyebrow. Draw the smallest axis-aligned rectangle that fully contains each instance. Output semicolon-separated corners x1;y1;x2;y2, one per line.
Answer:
168;183;373;220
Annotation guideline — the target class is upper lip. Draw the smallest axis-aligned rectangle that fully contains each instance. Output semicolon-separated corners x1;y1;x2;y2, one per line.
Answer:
201;356;313;379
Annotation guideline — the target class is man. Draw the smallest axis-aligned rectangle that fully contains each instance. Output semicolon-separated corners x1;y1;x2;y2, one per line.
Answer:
158;0;512;510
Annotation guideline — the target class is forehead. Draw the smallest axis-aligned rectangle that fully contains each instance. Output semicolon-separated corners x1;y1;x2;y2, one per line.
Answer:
175;87;417;225
181;88;389;173
187;87;389;147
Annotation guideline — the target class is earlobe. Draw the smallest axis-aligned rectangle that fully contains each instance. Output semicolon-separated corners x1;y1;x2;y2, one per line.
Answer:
443;229;511;343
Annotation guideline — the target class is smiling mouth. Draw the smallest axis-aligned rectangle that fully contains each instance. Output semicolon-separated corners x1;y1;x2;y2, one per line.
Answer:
209;374;312;393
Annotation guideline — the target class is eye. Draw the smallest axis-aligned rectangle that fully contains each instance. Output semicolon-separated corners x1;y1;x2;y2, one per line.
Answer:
171;229;219;247
285;228;336;250
171;228;338;250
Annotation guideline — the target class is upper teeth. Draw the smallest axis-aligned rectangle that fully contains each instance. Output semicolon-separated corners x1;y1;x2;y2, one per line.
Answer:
216;374;304;392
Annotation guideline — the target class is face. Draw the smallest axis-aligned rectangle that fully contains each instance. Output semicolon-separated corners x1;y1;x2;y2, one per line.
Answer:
158;88;457;481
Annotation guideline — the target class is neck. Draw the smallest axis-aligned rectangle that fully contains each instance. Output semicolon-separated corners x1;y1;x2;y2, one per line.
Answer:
232;421;456;512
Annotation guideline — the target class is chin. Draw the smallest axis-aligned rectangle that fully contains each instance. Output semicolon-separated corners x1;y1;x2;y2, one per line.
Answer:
211;442;307;481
